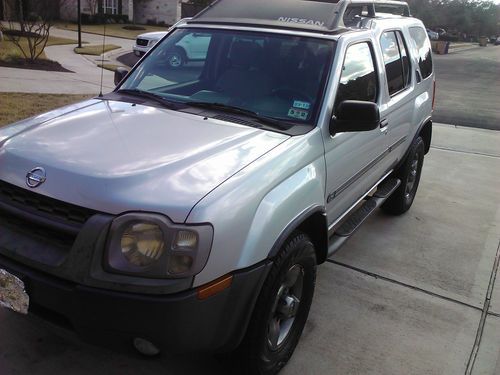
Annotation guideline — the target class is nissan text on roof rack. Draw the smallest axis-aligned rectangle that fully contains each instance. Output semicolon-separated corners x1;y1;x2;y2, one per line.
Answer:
0;0;435;373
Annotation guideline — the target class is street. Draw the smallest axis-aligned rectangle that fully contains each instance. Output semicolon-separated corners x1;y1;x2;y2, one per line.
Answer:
433;46;500;130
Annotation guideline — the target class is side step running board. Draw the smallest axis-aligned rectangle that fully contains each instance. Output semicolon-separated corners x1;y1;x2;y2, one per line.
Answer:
327;178;401;257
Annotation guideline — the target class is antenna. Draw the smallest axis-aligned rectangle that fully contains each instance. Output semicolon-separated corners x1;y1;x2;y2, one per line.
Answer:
98;21;107;98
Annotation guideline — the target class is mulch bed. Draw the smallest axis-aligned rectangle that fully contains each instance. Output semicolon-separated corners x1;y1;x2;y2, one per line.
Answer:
0;58;73;72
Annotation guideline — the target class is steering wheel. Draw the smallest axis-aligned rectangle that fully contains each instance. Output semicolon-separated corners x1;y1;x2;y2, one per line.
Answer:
272;88;313;104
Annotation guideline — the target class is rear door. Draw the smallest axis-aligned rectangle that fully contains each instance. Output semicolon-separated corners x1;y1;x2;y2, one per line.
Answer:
378;29;415;171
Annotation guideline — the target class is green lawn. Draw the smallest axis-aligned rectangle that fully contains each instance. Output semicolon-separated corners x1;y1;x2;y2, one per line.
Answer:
0;36;77;63
55;23;168;40
74;44;121;55
0;93;91;127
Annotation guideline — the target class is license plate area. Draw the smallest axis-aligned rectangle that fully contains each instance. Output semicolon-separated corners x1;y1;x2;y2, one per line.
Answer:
0;269;29;314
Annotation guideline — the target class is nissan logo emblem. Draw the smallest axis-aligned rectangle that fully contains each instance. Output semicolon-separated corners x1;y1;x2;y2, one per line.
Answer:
26;167;46;188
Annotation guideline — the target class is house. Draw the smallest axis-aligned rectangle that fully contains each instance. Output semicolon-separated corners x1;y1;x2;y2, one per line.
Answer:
1;0;60;20
59;0;183;26
0;1;203;25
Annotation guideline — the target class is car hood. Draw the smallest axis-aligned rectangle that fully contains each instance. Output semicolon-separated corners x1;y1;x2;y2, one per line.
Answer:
0;100;289;223
138;31;168;40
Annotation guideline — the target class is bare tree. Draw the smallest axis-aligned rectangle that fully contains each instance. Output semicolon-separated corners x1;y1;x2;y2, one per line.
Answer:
0;0;68;63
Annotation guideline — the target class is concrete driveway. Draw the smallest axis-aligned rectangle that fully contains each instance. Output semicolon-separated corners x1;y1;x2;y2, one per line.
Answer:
0;123;499;375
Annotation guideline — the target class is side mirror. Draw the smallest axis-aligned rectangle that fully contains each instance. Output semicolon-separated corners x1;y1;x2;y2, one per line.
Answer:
114;67;129;86
330;100;380;134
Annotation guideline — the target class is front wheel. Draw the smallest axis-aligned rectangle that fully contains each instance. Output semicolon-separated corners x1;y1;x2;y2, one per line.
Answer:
166;48;186;69
382;136;425;215
234;232;317;375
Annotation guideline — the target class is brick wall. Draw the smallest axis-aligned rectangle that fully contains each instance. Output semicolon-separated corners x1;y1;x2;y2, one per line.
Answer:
60;0;132;22
1;0;18;20
59;0;79;21
133;0;180;26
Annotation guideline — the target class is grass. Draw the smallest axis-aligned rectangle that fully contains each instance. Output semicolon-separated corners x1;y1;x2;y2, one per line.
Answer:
55;23;168;40
0;36;77;63
74;44;120;55
0;93;91;127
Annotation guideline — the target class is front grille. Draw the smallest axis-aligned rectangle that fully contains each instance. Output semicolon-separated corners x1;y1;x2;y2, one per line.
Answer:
136;38;149;47
0;180;96;229
0;180;99;266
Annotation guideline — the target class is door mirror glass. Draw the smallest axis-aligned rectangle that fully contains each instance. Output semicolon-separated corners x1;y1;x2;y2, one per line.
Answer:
330;100;380;134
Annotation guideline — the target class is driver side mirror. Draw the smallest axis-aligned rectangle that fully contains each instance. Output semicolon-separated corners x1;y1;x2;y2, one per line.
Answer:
114;67;129;86
330;100;380;135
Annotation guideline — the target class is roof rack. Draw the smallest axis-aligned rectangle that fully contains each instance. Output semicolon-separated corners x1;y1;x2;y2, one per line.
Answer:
187;0;411;34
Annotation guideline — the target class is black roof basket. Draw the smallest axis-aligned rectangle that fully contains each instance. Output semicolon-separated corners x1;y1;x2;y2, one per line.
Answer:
187;0;411;33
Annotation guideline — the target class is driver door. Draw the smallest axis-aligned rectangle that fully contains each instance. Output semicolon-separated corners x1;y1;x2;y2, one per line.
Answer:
324;41;387;226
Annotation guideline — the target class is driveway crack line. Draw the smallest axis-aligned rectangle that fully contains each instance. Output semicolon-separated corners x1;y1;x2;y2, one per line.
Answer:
465;240;500;375
430;145;500;159
325;259;483;312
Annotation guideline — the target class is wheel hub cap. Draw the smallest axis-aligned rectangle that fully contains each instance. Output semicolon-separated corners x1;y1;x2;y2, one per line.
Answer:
267;264;304;351
405;154;419;199
169;55;181;67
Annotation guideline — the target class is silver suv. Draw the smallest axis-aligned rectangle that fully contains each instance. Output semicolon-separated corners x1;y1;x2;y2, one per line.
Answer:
0;0;435;373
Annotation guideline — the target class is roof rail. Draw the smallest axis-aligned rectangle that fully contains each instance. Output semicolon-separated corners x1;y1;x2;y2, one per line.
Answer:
188;0;411;34
334;0;411;28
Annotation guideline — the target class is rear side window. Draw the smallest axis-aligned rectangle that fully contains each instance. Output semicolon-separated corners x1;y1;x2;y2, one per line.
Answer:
335;42;378;108
396;32;411;86
380;31;411;96
409;26;433;79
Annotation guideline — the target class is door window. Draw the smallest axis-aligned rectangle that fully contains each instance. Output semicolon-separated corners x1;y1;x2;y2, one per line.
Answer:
335;42;378;108
380;31;411;95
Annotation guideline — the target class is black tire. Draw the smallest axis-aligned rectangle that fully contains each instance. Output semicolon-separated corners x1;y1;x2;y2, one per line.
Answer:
382;136;425;215
166;47;186;69
234;232;317;375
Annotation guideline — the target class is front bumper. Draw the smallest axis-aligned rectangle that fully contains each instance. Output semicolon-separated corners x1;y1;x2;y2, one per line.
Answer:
0;181;271;353
133;45;150;56
0;254;271;353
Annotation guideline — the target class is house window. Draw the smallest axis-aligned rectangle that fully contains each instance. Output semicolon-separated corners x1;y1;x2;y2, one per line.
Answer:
103;0;118;15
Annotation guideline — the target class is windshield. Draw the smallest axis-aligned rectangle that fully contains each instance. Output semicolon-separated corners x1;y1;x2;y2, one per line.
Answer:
120;28;335;126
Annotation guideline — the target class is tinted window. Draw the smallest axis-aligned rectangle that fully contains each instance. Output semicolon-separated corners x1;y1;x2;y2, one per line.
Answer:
335;43;378;107
380;31;411;95
131;31;212;91
122;29;335;125
409;26;433;79
396;31;411;86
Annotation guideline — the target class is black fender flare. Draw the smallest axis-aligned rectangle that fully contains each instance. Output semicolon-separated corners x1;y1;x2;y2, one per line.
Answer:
267;205;328;264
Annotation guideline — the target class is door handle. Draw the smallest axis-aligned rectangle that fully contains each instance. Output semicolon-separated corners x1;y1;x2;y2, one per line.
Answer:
380;119;389;129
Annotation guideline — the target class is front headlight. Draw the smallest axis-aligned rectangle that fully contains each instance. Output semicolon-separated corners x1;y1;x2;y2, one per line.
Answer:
105;213;213;279
121;223;166;267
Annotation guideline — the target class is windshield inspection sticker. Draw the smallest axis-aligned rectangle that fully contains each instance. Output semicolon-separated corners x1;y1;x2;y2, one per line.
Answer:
288;108;309;120
293;101;311;110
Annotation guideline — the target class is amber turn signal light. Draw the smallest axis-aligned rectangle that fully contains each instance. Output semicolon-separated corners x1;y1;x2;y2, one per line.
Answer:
197;274;233;300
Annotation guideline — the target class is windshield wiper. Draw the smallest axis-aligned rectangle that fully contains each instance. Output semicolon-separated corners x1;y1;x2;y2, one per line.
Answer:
116;89;182;110
185;101;291;130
